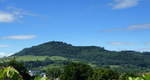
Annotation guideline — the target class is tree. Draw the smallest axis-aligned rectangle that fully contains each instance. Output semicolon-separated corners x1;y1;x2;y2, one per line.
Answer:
34;76;48;80
88;68;119;80
45;68;62;79
60;62;93;80
119;72;138;80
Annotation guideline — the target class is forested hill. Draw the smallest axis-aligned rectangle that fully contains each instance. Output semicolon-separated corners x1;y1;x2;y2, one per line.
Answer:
14;41;106;56
13;41;150;71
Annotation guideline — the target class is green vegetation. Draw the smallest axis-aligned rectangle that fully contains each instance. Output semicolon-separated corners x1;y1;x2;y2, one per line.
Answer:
9;41;150;72
49;56;68;61
0;67;23;80
1;41;150;80
45;67;62;80
34;76;48;80
0;56;68;62
3;59;33;80
88;68;119;80
60;62;93;80
128;75;150;80
1;59;150;80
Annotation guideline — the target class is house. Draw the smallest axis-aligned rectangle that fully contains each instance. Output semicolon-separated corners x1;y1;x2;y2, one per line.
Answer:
29;70;46;77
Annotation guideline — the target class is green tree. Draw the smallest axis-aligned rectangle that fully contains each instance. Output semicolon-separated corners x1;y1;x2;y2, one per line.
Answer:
34;76;48;80
45;68;62;79
119;72;138;80
88;68;119;80
60;62;93;80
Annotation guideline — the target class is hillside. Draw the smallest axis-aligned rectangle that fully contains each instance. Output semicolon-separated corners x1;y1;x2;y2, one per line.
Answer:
14;41;106;56
12;41;150;72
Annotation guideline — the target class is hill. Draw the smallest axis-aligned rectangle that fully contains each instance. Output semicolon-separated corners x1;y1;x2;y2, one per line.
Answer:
12;41;150;72
14;41;106;57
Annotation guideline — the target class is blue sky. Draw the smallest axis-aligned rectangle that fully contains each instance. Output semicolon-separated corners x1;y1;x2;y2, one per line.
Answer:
0;0;150;57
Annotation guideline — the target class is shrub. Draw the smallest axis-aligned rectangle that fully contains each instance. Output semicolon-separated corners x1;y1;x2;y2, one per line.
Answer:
60;62;93;80
88;68;119;80
0;66;23;80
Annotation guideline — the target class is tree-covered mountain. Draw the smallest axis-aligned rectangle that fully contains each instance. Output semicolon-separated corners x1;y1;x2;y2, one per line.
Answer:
13;41;150;72
14;41;106;57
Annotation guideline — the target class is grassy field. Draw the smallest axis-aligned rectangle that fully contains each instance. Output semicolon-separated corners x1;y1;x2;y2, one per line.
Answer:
0;56;68;62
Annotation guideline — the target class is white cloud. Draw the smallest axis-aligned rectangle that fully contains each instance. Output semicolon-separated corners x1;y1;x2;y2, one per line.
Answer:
0;45;9;48
110;0;139;9
7;6;38;17
126;24;150;30
2;35;37;40
0;12;15;22
108;42;133;46
0;52;13;58
0;7;37;23
103;23;150;32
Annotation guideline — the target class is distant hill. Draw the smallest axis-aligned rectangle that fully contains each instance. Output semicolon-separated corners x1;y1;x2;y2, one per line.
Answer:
13;41;150;72
14;41;106;57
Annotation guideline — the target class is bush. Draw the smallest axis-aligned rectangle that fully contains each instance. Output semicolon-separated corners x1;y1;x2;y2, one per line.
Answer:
60;62;93;80
45;68;62;79
0;66;23;80
88;68;119;80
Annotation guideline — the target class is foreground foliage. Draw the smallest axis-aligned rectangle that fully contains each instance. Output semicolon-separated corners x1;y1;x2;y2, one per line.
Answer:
1;59;150;80
0;67;23;80
129;74;150;80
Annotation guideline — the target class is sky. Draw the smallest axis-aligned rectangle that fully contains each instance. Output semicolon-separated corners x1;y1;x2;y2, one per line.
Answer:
0;0;150;57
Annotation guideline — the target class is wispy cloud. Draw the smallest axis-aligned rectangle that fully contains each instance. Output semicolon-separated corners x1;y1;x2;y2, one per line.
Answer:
108;42;133;46
7;6;38;17
0;45;9;48
2;35;37;40
0;12;15;22
0;6;37;23
102;23;150;32
109;0;140;9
